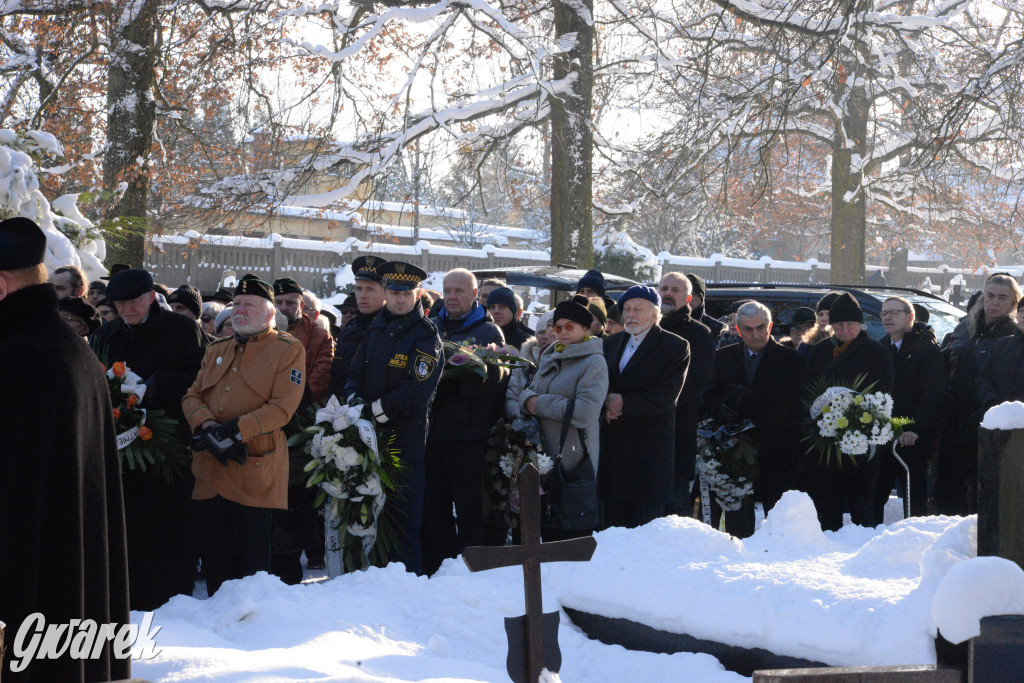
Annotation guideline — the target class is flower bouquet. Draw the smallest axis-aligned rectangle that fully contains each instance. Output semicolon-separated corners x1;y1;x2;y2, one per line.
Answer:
483;422;553;536
441;340;534;382
695;417;759;513
290;396;404;574
106;361;189;482
804;374;911;466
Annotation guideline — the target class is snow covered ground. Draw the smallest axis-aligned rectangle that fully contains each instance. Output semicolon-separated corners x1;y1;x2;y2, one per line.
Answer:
134;492;1000;683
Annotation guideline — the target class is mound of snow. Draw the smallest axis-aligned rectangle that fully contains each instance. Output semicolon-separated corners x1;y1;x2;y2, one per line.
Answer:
981;402;1024;430
932;556;1024;643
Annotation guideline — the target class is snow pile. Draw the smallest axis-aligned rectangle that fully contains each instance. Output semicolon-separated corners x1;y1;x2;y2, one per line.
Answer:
932;556;1024;644
0;129;106;280
980;401;1024;430
130;492;995;681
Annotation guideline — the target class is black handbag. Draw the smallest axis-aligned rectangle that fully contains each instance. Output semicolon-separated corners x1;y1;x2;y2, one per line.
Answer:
543;399;599;531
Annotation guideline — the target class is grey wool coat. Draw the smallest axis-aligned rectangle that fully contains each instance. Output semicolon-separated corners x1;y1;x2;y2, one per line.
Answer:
519;338;609;473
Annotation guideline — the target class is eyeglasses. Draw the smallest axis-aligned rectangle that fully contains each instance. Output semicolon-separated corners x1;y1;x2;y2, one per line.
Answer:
880;309;910;318
552;321;580;333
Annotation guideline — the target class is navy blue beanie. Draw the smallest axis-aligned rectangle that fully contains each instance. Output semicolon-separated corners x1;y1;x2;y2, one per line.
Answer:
577;269;606;298
486;286;518;313
617;285;661;310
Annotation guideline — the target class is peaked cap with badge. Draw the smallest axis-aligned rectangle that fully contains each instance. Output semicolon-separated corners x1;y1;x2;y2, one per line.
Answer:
379;261;427;291
352;255;389;282
273;277;303;297
235;274;274;301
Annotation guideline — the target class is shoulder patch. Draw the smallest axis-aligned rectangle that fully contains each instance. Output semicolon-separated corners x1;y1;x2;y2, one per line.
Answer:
414;351;437;381
290;368;303;386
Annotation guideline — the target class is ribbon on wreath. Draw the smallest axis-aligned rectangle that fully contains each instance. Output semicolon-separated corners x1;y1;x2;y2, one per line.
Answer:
115;408;148;451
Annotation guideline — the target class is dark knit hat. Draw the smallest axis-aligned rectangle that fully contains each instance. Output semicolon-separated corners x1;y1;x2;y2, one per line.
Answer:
617;285;661;310
88;280;107;294
686;273;707;301
59;296;100;333
234;274;274;302
273;277;303;297
606;303;622;323
588;298;607;326
789;307;817;326
576;269;606;298
168;284;202;318
486;286;518;313
553;294;594;328
106;268;154;301
341;294;357;311
829;292;863;324
0;217;46;270
817;291;842;313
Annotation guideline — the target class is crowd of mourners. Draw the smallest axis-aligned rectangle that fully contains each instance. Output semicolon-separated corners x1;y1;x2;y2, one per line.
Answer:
3;215;1024;681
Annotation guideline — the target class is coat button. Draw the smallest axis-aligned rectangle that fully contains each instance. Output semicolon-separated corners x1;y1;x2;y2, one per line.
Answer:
225;387;231;392
218;407;224;413
232;367;239;373
255;461;261;466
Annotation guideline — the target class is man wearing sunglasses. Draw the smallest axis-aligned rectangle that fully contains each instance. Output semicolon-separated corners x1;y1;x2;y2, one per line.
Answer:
600;285;689;529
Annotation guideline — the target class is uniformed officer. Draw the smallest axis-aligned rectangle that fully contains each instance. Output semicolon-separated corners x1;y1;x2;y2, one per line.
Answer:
344;261;442;575
330;255;388;396
182;274;306;595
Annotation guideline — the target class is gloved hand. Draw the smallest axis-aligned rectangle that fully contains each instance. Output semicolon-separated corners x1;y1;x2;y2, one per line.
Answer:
198;420;246;466
716;403;739;425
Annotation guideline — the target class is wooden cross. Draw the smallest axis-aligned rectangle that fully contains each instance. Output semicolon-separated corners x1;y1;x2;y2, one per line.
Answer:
463;463;597;683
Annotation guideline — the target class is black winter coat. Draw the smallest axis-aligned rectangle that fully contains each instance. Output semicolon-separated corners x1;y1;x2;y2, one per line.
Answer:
660;306;715;481
330;311;375;399
978;329;1024;410
944;312;1017;436
889;322;946;440
0;285;131;683
500;319;535;350
703;338;808;504
89;301;207;420
599;325;689;504
89;300;207;611
693;301;725;338
429;303;506;442
345;307;443;443
808;330;893;395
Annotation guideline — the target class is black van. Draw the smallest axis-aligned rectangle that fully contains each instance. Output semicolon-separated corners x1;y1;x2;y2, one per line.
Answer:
703;284;966;342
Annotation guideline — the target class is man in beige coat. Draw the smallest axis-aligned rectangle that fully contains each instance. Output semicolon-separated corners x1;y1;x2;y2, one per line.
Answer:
182;275;306;595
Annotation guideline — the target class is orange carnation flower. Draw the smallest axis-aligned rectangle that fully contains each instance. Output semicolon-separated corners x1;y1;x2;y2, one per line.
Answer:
112;408;122;419
126;395;138;408
112;362;126;378
138;426;153;441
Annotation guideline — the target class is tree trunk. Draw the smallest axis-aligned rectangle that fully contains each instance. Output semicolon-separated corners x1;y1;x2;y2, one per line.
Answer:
549;0;594;268
102;0;159;267
829;72;869;285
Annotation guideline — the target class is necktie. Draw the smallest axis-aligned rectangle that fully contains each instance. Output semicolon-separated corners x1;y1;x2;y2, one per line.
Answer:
745;350;760;384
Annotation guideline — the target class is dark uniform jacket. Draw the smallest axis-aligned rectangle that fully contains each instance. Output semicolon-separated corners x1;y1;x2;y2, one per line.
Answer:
889;322;945;440
344;307;443;436
704;337;808;508
599;325;689;504
978;329;1024;411
1;284;131;683
183;329;306;509
429;302;506;442
660;306;715;483
330;311;376;399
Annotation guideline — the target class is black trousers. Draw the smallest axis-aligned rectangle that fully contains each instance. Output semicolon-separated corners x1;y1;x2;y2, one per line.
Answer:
197;496;273;596
804;451;881;532
601;499;665;530
422;438;488;575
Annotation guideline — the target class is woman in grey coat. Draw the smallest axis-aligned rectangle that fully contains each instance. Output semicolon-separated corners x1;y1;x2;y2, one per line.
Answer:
520;296;609;503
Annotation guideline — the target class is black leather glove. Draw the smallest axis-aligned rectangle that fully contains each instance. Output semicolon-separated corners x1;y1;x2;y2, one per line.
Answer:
716;403;740;424
199;420;246;466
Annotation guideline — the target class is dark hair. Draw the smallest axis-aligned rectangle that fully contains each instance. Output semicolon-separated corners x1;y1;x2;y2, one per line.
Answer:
54;265;87;293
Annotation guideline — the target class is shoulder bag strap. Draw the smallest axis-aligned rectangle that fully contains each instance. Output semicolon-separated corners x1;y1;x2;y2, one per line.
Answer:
557;398;576;457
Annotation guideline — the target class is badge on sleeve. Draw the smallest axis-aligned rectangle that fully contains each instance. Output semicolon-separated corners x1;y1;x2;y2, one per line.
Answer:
414;352;436;381
290;369;303;386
